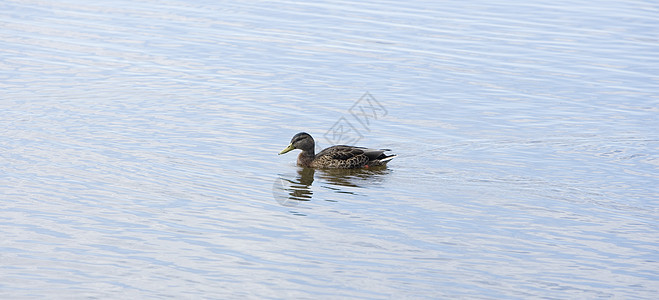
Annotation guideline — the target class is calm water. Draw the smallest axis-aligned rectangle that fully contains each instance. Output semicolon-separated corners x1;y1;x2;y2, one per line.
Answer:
2;0;658;298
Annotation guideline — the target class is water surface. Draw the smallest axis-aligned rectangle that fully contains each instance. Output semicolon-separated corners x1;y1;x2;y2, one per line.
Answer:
1;0;658;298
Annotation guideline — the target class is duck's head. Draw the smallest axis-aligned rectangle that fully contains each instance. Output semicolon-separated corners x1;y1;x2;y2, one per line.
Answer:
278;132;315;155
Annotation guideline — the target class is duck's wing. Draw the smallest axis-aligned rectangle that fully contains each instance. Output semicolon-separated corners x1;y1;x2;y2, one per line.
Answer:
316;145;362;159
314;146;397;168
314;146;369;168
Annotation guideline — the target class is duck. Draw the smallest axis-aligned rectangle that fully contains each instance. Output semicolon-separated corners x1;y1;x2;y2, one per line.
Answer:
278;132;396;169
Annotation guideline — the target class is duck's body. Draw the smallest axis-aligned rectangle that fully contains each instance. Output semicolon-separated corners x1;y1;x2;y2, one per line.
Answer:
279;132;396;169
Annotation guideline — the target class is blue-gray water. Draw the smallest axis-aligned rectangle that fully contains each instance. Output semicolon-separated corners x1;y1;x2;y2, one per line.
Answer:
1;0;658;298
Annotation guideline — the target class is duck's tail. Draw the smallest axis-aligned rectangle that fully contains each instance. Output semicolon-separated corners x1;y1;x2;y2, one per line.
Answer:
369;154;396;167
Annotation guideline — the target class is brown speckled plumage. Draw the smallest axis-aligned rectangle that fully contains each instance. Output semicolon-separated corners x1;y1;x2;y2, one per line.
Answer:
278;132;396;169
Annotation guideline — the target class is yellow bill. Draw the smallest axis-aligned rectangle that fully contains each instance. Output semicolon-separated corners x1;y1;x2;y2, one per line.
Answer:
278;144;295;155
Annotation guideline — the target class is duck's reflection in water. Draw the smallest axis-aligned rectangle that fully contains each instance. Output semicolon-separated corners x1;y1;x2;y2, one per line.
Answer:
317;167;390;189
273;166;390;206
273;167;315;206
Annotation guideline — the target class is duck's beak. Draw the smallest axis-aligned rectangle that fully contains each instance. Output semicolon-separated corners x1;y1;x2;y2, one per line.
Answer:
278;144;295;155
